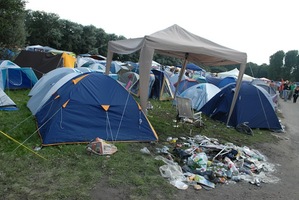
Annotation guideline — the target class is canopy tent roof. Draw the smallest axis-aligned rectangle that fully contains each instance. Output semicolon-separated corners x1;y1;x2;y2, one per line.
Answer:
106;24;247;124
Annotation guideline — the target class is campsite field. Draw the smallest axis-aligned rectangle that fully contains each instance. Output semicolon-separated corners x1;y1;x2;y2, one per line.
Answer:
0;89;281;199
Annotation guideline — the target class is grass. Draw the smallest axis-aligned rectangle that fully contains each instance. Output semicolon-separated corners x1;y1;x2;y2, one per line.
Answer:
0;89;280;199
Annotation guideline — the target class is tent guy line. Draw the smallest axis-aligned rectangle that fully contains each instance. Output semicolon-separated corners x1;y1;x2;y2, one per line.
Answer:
0;130;47;160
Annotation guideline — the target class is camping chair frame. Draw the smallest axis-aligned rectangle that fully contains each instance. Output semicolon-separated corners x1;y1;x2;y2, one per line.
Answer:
175;96;203;134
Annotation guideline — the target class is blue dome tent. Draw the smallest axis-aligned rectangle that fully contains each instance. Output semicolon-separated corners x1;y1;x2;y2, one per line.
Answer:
35;72;158;146
200;82;282;130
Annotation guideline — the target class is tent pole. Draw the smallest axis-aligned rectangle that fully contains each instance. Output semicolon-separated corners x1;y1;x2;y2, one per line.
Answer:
105;50;113;75
226;62;246;126
139;46;155;114
174;53;189;97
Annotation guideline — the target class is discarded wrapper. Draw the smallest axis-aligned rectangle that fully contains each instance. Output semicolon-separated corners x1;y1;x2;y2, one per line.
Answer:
86;137;118;155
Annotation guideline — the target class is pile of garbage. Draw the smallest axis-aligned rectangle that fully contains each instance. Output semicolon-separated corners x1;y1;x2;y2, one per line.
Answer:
151;135;280;190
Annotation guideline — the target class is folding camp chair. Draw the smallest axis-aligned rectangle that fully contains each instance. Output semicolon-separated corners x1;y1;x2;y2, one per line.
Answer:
175;96;203;135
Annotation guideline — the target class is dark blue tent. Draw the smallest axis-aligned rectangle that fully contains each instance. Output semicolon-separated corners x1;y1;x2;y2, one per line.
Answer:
0;60;38;90
200;82;282;130
217;76;236;88
150;69;175;100
206;76;222;87
176;63;205;71
206;75;236;88
35;72;158;146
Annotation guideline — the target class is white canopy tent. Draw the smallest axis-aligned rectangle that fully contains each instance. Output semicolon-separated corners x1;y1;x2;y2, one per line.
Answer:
105;24;247;125
217;68;254;81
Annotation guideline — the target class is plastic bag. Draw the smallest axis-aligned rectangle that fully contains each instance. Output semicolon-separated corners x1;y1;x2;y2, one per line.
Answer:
159;164;185;181
187;152;208;172
155;156;186;182
169;180;188;190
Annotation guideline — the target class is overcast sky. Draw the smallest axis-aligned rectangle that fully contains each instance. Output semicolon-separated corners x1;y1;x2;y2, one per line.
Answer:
25;0;298;65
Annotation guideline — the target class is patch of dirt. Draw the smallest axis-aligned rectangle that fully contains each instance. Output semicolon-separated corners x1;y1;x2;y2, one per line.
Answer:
90;176;130;200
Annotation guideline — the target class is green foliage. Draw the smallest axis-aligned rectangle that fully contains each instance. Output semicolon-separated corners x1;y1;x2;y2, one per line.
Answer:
154;54;182;66
285;50;299;81
25;11;62;48
80;25;97;54
24;10;127;57
59;20;83;53
0;0;26;49
292;56;299;81
269;50;285;80
246;62;269;78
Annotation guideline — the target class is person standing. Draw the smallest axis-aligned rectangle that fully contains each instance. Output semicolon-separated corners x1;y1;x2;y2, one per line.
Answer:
279;79;285;98
293;86;299;103
283;80;290;101
289;82;296;100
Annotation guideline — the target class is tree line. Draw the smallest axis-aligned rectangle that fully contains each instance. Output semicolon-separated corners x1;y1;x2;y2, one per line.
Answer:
1;0;299;81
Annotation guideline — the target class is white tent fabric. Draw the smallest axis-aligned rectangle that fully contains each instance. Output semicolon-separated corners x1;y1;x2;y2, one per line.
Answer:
217;68;254;81
105;24;247;124
179;83;221;111
27;71;82;115
0;60;20;90
0;88;17;110
28;68;81;97
169;73;187;87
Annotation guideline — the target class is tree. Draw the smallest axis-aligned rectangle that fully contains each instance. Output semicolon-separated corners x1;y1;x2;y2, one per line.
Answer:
269;51;285;80
258;64;269;78
285;50;298;81
291;54;299;81
79;25;97;54
246;62;258;77
25;10;62;48
0;0;26;58
245;62;269;78
94;28;109;56
59;20;83;53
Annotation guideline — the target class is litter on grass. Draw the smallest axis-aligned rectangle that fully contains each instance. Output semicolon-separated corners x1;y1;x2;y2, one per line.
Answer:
154;134;280;190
